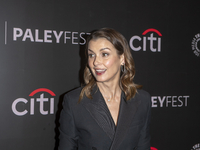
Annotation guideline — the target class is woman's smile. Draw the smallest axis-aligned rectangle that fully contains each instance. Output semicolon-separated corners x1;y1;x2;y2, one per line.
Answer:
94;68;107;75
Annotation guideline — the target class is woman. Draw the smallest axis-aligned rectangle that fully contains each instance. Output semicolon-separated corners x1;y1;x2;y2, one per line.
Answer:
59;28;151;150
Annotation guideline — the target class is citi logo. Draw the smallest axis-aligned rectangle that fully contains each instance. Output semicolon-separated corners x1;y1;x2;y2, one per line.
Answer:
129;28;162;52
12;88;56;116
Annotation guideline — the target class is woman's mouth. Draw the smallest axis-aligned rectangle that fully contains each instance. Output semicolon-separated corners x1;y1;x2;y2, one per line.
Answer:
95;69;106;75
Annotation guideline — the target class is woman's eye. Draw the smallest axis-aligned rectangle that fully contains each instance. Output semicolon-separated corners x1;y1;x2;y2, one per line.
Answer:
102;53;109;57
88;54;95;58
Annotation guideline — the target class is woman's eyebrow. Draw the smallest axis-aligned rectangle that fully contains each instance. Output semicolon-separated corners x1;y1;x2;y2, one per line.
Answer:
88;49;94;52
100;47;111;51
88;47;111;52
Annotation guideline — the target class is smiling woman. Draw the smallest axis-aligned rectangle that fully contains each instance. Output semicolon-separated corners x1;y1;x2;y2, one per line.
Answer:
59;28;151;150
87;38;123;84
80;28;141;101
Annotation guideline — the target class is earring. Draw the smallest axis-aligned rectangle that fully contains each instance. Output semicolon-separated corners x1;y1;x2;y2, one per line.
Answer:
121;63;125;72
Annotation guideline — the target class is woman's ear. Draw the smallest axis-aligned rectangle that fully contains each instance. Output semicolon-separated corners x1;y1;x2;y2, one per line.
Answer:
120;54;125;65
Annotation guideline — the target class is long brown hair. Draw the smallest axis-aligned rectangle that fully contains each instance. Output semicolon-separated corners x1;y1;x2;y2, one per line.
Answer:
79;28;141;101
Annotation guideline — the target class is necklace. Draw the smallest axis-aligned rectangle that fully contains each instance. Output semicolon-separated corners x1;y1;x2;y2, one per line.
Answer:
103;94;111;102
106;96;112;102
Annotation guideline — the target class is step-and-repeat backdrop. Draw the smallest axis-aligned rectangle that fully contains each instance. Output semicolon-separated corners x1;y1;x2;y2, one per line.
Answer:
0;0;200;150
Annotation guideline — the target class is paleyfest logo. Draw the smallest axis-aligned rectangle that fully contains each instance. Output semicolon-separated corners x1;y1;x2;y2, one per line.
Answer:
4;21;90;45
191;33;200;57
12;88;56;116
151;95;189;108
129;28;162;52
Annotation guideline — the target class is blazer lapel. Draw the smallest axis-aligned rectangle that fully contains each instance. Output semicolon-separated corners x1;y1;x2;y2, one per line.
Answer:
81;86;116;140
110;93;141;150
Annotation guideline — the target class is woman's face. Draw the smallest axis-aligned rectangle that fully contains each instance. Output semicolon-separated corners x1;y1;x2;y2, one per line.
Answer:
88;38;124;84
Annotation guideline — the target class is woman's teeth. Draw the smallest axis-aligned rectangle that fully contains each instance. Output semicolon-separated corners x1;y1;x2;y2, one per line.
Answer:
95;69;106;73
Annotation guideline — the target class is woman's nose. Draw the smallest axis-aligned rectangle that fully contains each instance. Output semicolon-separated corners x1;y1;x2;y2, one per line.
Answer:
93;56;101;66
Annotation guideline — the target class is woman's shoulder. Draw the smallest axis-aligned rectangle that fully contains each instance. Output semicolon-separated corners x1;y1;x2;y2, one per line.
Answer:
61;87;84;109
137;89;151;98
64;87;82;100
135;89;151;104
62;87;82;105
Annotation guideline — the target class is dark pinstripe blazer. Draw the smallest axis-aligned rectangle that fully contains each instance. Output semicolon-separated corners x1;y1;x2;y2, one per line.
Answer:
58;86;151;150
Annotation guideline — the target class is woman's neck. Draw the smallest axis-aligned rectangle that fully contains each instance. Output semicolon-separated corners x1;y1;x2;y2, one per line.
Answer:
97;81;121;102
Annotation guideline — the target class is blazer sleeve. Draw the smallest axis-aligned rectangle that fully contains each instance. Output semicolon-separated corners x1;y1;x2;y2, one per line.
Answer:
136;93;151;150
58;93;78;150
